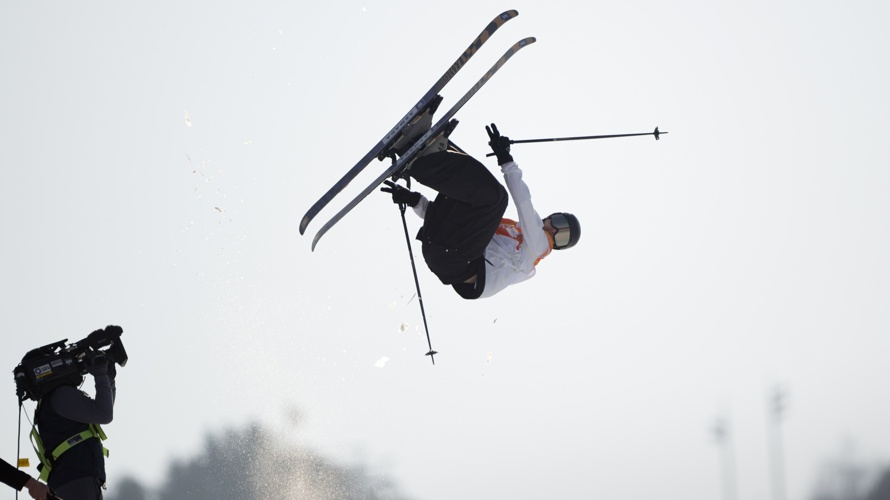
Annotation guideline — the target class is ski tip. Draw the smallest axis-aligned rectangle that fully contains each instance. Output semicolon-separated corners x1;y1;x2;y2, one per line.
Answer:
299;216;310;235
501;9;519;19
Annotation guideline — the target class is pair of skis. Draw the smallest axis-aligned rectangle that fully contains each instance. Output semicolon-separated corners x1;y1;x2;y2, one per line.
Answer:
299;10;534;251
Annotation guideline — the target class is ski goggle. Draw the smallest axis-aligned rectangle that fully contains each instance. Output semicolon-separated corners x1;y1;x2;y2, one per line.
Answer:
549;213;572;249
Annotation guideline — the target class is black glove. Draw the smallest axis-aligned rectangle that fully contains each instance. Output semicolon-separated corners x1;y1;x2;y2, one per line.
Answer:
486;123;513;165
85;351;108;376
106;358;117;380
380;180;421;207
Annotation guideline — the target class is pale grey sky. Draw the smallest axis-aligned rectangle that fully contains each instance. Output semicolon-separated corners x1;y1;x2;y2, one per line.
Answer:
2;1;889;499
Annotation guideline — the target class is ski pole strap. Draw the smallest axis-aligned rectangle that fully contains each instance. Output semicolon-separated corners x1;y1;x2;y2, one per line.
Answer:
31;423;109;482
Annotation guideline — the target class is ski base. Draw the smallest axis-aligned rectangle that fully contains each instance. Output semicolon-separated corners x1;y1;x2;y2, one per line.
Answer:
299;10;519;236
311;37;537;251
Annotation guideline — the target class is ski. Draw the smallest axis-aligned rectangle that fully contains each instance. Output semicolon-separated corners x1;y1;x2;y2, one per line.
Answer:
311;37;537;251
299;10;519;236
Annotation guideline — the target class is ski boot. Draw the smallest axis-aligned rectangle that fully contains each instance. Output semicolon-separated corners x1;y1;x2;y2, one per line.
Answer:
381;95;443;160
391;118;459;181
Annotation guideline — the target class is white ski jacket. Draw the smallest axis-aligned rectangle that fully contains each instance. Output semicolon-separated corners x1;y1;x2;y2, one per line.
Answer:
411;160;552;298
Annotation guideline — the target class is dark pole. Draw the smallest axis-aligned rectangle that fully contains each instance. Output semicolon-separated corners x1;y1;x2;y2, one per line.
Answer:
485;127;667;156
712;416;738;500
397;201;437;364
393;172;437;364
769;387;788;500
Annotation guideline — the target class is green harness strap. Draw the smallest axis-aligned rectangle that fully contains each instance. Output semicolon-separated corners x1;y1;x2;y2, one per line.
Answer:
30;422;109;482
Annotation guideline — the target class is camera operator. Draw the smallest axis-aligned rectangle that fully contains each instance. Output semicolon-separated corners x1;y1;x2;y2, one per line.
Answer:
1;458;52;499
34;330;118;500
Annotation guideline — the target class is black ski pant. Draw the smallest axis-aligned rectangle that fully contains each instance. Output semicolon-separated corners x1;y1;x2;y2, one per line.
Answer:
409;149;508;285
54;476;104;500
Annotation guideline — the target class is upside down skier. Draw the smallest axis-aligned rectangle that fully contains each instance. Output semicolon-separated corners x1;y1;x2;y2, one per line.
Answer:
381;123;580;299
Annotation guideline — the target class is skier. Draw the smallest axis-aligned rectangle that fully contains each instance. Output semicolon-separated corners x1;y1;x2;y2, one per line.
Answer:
382;123;580;299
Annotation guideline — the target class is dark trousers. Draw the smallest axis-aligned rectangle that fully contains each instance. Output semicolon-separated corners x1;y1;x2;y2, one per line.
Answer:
409;149;508;284
54;476;104;500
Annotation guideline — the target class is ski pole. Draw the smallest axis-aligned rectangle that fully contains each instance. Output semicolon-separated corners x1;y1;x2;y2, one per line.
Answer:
393;176;438;365
485;127;667;156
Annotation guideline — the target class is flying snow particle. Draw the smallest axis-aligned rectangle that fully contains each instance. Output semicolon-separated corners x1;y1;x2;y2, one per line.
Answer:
398;322;409;333
486;352;493;364
375;357;389;368
214;207;224;213
185;111;192;128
